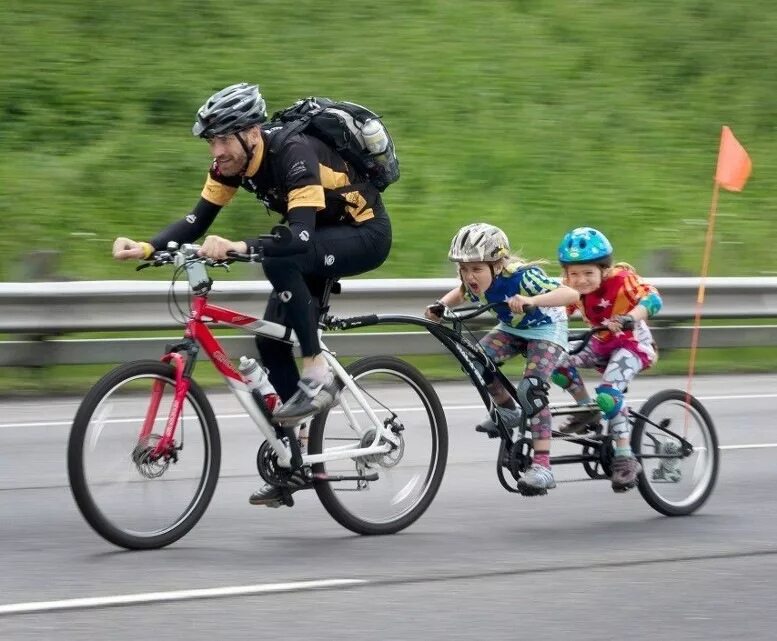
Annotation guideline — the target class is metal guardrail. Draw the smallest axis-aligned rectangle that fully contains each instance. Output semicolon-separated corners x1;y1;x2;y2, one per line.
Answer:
1;277;776;366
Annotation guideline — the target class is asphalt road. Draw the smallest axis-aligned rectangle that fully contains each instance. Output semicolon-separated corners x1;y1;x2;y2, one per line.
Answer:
1;373;776;640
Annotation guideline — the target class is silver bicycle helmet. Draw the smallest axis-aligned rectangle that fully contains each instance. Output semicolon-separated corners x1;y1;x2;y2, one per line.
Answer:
448;223;510;263
192;83;267;138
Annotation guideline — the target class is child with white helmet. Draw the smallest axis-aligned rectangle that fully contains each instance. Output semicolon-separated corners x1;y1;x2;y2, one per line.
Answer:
426;223;579;496
553;227;663;492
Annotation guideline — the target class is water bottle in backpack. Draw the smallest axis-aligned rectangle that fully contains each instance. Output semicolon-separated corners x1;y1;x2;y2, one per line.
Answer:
237;356;282;413
360;118;400;186
266;98;400;192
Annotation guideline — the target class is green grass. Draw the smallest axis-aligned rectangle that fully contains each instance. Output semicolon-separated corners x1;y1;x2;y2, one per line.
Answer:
2;1;777;282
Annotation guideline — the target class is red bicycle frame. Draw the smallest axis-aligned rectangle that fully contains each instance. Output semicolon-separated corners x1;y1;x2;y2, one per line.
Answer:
138;293;289;458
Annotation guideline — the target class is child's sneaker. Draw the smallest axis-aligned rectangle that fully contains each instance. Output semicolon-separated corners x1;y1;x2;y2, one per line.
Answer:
516;464;556;496
610;456;642;493
474;405;523;438
558;409;600;434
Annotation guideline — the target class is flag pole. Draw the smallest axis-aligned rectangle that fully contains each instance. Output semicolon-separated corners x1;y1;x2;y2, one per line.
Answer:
686;126;750;433
686;180;720;411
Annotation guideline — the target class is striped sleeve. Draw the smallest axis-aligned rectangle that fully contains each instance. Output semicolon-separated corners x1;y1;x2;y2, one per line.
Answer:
520;267;561;296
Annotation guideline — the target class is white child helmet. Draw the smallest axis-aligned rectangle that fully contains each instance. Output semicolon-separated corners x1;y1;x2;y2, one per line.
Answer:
448;223;510;263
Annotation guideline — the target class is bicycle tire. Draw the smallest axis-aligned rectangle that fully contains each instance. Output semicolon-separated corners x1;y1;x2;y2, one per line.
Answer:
309;355;448;535
67;360;221;549
631;388;718;516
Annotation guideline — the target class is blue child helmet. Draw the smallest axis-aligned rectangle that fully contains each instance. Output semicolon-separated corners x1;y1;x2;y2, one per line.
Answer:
558;227;613;264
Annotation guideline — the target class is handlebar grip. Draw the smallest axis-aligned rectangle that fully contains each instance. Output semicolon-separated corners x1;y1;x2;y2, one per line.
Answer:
337;314;379;329
426;301;445;317
617;314;635;331
258;225;292;246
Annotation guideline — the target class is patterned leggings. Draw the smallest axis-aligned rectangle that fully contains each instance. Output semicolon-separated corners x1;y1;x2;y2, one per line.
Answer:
555;345;644;440
479;329;566;441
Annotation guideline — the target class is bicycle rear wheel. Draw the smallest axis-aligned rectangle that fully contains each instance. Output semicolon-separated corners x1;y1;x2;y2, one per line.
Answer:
67;360;221;549
631;389;718;516
308;356;448;535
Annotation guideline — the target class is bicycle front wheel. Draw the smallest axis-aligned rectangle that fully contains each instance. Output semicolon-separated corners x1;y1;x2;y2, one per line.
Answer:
67;360;221;550
632;389;718;516
309;356;448;535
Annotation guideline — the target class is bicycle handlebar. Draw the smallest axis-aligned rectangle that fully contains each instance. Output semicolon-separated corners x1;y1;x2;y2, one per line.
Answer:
567;315;635;355
136;226;292;271
431;301;537;322
429;301;632;356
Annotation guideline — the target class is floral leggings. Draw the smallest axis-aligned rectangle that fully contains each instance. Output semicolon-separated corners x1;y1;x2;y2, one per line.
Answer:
554;344;645;439
479;329;566;441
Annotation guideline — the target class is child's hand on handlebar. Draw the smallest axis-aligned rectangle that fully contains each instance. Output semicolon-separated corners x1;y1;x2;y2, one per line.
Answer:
507;294;533;315
424;301;445;321
603;314;635;333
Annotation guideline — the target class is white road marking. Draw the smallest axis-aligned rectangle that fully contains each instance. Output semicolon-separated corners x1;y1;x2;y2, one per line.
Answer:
0;578;366;616
720;443;777;450
2;392;777;430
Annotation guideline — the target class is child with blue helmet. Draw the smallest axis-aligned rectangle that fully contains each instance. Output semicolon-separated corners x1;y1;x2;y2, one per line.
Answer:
553;227;663;492
426;223;579;496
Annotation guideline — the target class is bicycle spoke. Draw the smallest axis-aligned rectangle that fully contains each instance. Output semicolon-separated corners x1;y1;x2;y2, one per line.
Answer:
68;362;220;549
309;356;447;535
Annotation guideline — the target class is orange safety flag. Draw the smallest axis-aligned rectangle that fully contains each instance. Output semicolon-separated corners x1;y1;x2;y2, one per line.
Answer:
715;126;752;192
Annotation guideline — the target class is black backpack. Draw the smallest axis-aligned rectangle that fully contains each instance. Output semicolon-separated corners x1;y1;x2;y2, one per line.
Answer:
264;97;400;192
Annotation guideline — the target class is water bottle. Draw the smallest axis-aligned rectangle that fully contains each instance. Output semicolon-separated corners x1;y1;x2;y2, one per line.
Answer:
361;118;389;155
361;119;400;185
238;356;282;413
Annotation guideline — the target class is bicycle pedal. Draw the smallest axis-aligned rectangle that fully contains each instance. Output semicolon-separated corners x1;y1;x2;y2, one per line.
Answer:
517;487;548;497
474;422;501;438
611;484;635;494
279;491;296;508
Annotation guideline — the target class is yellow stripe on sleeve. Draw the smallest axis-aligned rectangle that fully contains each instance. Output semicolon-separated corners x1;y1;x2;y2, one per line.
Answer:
288;185;326;210
201;175;238;206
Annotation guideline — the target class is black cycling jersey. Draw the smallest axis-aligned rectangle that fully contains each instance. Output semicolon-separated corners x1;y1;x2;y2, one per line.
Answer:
150;129;382;254
202;129;380;225
146;127;392;398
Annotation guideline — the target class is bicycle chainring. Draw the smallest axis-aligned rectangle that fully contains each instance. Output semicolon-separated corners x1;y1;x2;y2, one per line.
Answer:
595;434;615;478
507;437;533;481
256;440;296;485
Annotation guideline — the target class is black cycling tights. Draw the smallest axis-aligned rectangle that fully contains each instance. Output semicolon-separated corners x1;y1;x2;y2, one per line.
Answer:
256;213;391;401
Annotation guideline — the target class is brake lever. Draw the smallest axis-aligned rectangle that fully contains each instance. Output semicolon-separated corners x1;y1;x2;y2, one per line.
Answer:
225;248;264;263
136;250;173;270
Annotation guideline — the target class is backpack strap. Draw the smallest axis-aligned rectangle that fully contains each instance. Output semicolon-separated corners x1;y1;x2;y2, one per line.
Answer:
267;104;325;156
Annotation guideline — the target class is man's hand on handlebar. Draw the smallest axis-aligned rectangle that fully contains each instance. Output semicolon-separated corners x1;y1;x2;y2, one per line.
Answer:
112;237;151;261
198;235;247;261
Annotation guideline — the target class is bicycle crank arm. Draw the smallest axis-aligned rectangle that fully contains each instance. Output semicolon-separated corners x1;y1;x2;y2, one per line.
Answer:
313;472;380;482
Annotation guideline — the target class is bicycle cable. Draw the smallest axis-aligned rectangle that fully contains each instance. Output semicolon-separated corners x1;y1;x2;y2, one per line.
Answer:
166;262;190;326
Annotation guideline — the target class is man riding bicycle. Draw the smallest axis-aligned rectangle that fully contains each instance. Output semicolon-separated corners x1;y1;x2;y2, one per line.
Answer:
112;82;393;506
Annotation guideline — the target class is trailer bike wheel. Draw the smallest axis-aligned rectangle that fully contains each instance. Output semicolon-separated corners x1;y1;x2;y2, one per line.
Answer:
631;389;718;516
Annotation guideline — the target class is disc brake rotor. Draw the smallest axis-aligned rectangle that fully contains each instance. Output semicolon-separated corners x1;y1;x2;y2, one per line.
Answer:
132;434;172;479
